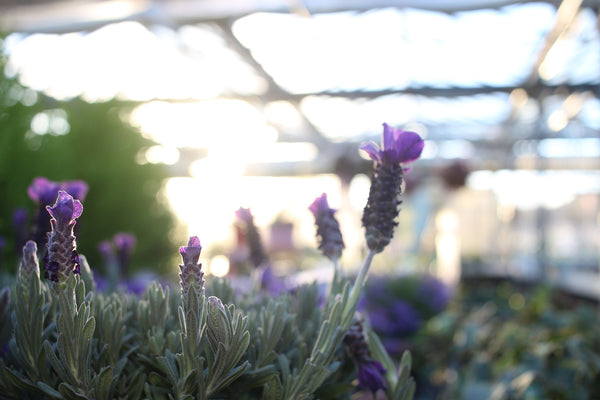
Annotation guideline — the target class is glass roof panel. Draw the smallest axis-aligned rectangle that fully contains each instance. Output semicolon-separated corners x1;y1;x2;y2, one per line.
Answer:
4;21;266;101
232;4;557;93
301;92;512;141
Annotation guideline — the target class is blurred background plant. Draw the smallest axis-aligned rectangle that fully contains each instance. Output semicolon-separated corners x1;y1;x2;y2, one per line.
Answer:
0;43;182;275
359;274;452;357
406;278;600;400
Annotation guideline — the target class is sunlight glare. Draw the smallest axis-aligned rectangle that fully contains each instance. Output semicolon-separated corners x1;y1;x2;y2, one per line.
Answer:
130;100;272;148
209;255;230;277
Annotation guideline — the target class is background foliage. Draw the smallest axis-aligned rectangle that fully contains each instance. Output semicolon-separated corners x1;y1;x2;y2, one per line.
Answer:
0;40;181;275
408;278;600;400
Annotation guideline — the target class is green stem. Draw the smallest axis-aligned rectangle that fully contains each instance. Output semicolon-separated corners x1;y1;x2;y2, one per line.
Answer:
343;250;376;323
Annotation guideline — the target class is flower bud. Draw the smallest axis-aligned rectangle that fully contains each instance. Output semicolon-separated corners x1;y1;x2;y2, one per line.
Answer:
309;193;345;262
179;236;205;296
344;318;387;393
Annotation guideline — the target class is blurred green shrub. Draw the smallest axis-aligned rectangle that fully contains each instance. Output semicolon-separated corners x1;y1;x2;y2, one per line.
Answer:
0;39;181;275
410;279;600;400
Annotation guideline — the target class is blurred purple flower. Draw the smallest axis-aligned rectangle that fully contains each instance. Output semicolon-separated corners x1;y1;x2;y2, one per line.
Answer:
367;301;422;336
98;240;114;261
344;318;387;393
28;177;88;205
235;207;268;268
93;271;108;292
27;177;61;205
418;275;451;313
234;207;253;223
309;193;345;262
113;232;136;272
260;266;287;296
357;360;388;394
120;273;157;295
62;181;89;202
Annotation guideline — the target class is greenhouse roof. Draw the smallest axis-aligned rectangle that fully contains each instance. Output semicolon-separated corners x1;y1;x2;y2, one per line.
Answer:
1;0;599;175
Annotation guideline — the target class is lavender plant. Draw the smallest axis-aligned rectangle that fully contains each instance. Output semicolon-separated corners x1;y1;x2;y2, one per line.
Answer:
0;122;424;400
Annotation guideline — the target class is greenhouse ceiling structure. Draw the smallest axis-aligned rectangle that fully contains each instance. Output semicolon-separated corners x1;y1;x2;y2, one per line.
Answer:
0;0;599;178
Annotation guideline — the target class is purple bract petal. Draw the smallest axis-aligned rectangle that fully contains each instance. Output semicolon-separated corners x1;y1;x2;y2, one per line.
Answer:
359;142;383;163
390;129;425;164
309;193;329;216
46;191;83;225
360;123;424;166
180;236;202;264
357;360;387;392
382;123;396;154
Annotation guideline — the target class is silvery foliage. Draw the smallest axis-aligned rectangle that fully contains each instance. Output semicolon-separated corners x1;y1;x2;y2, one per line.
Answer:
0;231;414;400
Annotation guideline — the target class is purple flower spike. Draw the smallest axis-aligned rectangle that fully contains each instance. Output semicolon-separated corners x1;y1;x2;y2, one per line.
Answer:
179;236;205;295
235;207;253;223
360;123;424;166
357;359;388;393
113;232;136;272
19;240;39;278
344;318;387;393
44;191;83;284
361;123;425;253
309;193;345;261
235;207;268;268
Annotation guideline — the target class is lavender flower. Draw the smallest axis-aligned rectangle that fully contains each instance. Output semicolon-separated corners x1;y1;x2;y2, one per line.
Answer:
179;236;205;296
113;232;136;273
44;191;83;284
19;240;40;279
418;275;451;313
367;301;422;336
309;193;345;262
27;177;62;205
344;318;387;393
98;240;115;264
28;177;88;248
260;265;287;296
361;123;424;253
235;207;268;268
